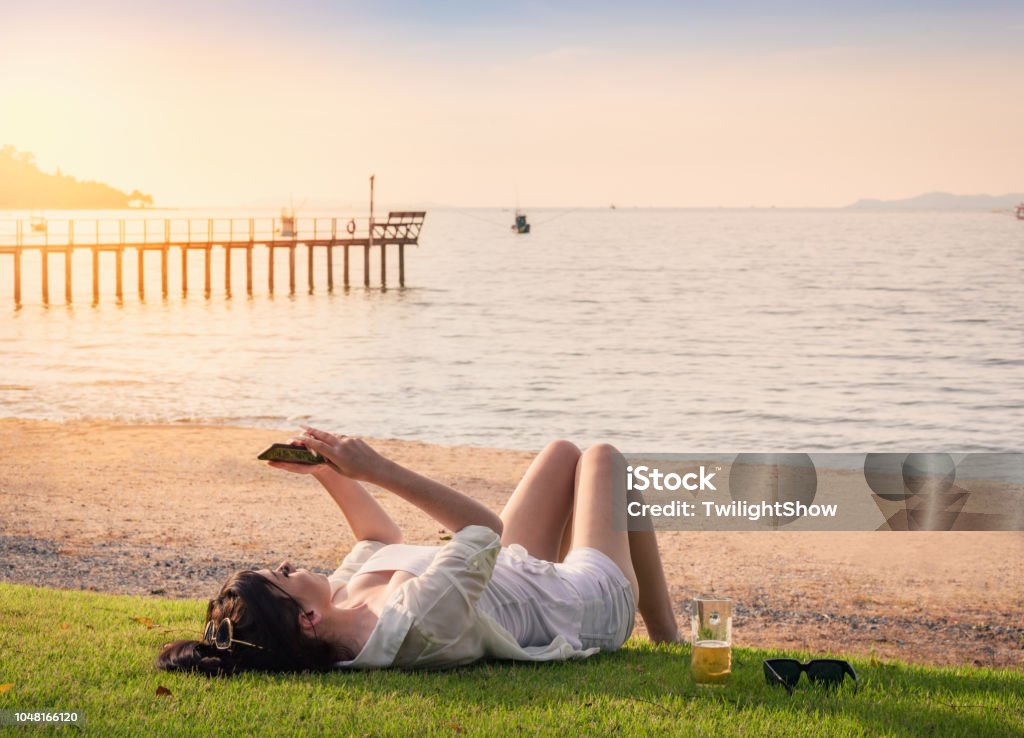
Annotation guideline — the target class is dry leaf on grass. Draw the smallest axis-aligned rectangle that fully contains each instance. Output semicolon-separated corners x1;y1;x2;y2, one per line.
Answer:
155;686;172;697
132;616;154;629
0;684;13;694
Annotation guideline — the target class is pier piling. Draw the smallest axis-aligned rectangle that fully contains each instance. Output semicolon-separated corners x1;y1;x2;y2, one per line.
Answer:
92;250;99;303
115;248;123;301
64;250;71;303
288;246;295;294
307;244;314;293
161;248;168;298
41;249;49;304
138;249;145;299
13;248;21;305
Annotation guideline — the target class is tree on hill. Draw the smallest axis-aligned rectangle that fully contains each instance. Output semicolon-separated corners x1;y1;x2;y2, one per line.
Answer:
0;145;154;209
127;189;154;207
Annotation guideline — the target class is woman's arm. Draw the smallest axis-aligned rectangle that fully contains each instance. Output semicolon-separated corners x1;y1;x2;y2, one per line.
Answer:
311;467;403;544
299;428;503;535
266;453;402;544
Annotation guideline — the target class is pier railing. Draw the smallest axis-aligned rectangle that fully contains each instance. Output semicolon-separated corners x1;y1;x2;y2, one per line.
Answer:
0;213;426;305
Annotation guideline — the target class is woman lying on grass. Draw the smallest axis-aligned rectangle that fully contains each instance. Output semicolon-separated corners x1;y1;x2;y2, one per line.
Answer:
157;430;680;675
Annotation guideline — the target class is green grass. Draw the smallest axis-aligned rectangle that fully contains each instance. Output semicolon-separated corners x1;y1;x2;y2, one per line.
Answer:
1;583;1022;737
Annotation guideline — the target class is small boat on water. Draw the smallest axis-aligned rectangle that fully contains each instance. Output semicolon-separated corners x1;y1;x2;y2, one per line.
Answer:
30;213;47;233
511;210;530;234
1016;202;1024;220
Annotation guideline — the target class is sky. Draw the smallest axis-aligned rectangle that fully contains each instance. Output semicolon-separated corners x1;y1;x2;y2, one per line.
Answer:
1;1;1022;207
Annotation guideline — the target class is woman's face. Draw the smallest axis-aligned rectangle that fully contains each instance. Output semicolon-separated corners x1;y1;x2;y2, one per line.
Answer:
255;561;332;611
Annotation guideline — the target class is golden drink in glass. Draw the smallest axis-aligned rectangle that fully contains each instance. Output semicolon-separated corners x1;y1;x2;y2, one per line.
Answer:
691;640;731;685
691;597;732;686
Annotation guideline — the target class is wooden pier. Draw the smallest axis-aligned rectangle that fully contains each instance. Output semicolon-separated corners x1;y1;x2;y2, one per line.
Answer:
0;212;426;306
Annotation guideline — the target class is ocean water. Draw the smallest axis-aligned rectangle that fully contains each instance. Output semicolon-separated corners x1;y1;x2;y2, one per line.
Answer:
1;208;1021;452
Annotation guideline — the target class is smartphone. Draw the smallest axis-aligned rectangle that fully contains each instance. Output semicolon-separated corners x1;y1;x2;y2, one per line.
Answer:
257;443;325;465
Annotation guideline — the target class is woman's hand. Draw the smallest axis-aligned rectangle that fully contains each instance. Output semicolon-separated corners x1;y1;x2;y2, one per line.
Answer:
298;427;389;483
266;440;335;477
265;433;402;543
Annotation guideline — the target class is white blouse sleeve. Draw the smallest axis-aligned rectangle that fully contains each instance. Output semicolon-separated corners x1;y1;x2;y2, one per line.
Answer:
328;539;388;589
392;525;500;645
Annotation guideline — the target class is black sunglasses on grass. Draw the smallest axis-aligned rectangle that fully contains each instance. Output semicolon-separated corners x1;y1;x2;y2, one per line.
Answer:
763;659;858;694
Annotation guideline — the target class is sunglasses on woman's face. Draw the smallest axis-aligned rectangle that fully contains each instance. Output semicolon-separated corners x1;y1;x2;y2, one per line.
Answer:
202;618;264;651
763;659;858;694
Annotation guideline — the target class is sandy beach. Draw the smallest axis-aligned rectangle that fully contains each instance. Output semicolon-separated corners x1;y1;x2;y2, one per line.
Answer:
1;418;1021;669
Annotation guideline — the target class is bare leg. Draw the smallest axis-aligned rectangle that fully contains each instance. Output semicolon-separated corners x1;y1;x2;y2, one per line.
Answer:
499;440;580;561
569;443;640;598
627;499;680;643
571;444;679;643
501;440;679;643
557;506;573;562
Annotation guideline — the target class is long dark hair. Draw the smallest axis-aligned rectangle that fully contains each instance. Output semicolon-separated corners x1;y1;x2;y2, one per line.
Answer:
156;570;351;676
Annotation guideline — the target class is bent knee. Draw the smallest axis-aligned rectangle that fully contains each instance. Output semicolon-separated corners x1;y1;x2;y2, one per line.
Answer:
580;442;625;471
544;439;582;461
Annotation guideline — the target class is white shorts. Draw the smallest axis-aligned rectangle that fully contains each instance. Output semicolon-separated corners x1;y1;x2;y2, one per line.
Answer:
555;548;636;651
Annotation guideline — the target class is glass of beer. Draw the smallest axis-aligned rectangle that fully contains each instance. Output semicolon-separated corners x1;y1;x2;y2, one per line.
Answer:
691;597;732;686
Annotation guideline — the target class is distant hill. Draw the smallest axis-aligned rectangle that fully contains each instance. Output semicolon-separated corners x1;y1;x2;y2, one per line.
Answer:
0;146;153;209
846;191;1024;211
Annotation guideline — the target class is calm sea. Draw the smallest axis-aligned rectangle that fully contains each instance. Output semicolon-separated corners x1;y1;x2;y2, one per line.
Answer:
1;208;1021;452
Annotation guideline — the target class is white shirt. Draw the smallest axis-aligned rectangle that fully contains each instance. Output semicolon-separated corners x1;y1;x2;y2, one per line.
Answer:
329;525;599;669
